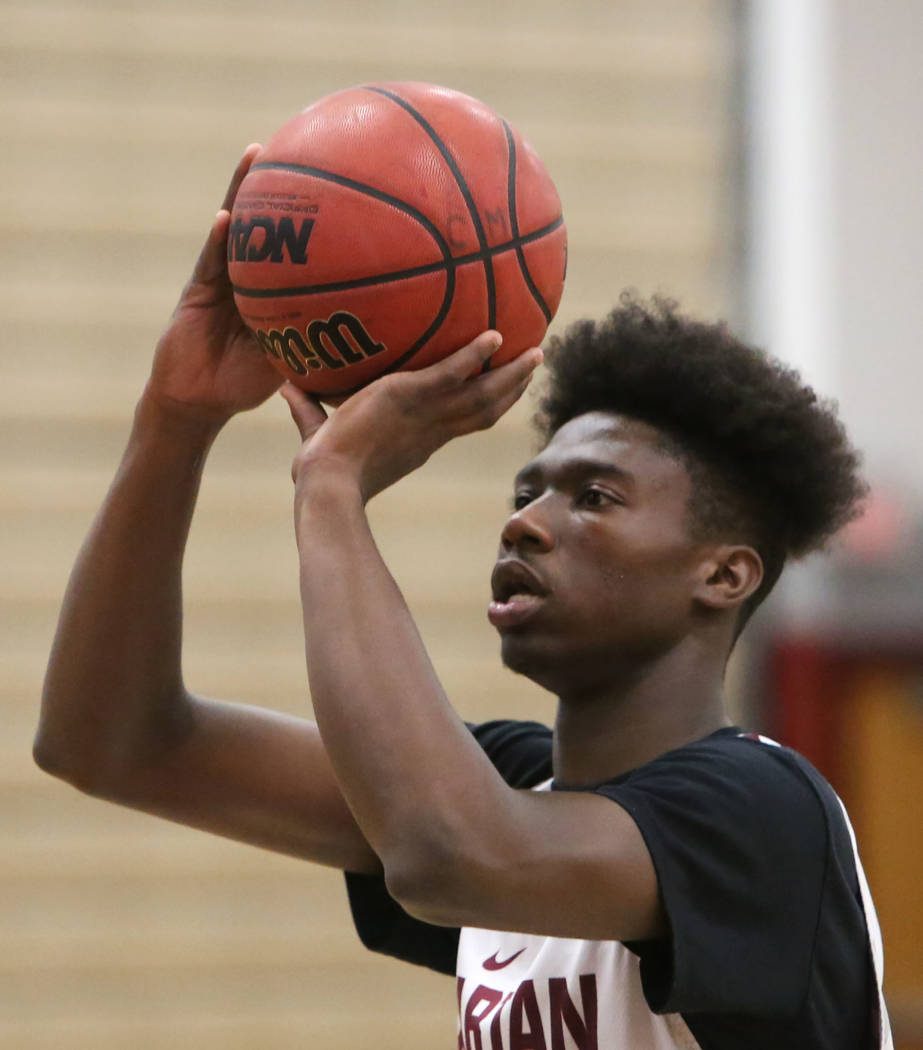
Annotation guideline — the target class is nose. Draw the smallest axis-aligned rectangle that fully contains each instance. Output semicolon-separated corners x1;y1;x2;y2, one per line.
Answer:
500;497;555;553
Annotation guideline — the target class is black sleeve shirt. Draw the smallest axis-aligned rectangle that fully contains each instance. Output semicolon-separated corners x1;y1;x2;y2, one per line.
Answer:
345;722;884;1050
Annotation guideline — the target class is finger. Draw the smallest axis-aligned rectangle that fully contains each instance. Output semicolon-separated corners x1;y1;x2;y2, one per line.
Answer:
417;330;504;391
187;144;263;286
474;363;540;429
447;367;537;438
220;143;262;213
441;346;543;420
280;382;328;442
486;346;544;385
189;208;232;287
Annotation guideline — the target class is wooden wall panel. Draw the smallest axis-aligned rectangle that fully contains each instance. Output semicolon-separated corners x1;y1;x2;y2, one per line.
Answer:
840;670;923;1042
1;0;738;1045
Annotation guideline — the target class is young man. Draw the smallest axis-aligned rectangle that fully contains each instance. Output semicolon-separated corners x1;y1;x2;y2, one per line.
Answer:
37;148;891;1049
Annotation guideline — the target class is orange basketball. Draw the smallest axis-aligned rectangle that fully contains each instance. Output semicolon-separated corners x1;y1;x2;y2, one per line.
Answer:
228;82;567;402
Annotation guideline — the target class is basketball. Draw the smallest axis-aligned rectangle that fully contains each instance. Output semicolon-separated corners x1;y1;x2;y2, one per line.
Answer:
228;82;567;401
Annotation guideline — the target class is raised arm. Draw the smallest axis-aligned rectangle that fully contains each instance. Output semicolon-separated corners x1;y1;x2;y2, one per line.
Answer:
35;147;379;874
281;344;665;942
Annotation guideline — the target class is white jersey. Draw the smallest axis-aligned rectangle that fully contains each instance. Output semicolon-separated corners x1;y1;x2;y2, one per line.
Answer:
457;925;701;1050
455;763;892;1050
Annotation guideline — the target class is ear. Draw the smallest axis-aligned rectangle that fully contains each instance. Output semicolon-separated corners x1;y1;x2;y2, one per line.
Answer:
692;545;764;612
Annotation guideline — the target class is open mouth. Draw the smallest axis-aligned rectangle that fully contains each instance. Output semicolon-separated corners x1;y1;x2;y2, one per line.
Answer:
488;560;548;628
490;560;548;603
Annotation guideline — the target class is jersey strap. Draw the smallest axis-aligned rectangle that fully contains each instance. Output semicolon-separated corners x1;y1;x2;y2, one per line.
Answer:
739;732;894;1050
835;795;894;1050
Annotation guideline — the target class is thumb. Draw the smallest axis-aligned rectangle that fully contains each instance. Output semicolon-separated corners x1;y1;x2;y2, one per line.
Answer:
280;382;328;442
188;209;231;287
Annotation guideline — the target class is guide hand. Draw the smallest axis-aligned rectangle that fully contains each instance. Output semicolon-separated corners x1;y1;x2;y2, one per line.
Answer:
282;333;542;502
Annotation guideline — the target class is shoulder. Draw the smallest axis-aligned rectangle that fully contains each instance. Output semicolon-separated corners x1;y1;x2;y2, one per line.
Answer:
595;729;840;894
596;731;869;1021
609;728;836;821
468;719;553;789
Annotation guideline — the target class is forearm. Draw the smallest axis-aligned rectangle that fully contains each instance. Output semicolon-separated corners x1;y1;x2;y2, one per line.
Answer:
295;472;510;887
36;392;223;786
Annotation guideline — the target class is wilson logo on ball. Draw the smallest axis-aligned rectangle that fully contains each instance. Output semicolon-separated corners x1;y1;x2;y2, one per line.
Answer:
227;215;315;264
255;312;386;374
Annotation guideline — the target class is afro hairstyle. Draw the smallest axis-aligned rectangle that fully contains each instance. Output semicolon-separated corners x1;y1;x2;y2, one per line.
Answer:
535;293;868;628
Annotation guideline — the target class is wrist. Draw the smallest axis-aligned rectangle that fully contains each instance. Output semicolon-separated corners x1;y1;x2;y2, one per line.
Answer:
294;454;365;506
135;386;228;448
293;456;366;544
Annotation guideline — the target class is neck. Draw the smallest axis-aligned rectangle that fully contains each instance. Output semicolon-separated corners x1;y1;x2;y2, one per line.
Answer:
551;639;732;787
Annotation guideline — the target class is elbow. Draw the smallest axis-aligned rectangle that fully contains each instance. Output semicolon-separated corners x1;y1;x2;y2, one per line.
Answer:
381;831;491;928
34;681;112;794
32;729;100;795
385;858;460;927
33;724;68;778
34;686;192;799
33;711;143;800
31;734;58;777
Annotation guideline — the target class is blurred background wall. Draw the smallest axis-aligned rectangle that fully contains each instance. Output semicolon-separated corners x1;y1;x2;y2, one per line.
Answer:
743;3;923;1044
1;0;919;1047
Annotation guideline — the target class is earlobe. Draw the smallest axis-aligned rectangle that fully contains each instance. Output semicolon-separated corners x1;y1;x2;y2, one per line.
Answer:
695;546;764;611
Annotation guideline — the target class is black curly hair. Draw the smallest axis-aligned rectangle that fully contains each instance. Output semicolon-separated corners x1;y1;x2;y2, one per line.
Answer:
536;293;867;630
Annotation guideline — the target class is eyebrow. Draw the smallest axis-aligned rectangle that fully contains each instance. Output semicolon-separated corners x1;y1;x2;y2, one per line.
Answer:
513;457;637;490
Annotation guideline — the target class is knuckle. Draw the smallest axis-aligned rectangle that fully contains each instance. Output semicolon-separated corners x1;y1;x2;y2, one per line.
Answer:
428;366;462;395
468;388;493;414
380;375;421;413
475;404;503;431
291;448;310;478
378;372;412;399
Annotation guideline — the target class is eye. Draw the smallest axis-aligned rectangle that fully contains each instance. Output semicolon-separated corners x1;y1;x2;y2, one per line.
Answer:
577;486;618;509
511;491;534;511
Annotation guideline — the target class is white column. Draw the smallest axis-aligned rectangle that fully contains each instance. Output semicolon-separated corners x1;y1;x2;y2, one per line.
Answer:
744;0;836;398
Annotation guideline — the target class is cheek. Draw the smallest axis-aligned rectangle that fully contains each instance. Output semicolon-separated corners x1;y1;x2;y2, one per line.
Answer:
583;541;697;617
557;518;697;608
563;535;624;600
558;533;633;612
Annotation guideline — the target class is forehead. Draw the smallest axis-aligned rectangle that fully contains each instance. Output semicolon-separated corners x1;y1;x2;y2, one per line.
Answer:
520;411;691;492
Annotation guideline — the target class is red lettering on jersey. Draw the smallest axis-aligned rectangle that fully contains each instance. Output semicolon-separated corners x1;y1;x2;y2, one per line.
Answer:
458;978;466;1050
491;992;513;1050
458;973;599;1050
464;985;504;1050
510;979;547;1050
549;975;598;1050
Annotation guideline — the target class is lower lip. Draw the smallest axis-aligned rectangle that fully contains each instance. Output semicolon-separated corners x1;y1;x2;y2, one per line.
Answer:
487;595;545;629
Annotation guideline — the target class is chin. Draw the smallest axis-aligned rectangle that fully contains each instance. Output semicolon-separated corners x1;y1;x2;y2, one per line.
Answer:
500;629;640;698
499;634;566;694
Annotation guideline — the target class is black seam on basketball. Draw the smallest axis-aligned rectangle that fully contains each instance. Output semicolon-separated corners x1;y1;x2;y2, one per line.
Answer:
375;260;456;383
504;120;553;324
363;85;497;331
232;259;447;299
232;217;565;299
248;161;454;265
316;269;456;401
244;161;456;371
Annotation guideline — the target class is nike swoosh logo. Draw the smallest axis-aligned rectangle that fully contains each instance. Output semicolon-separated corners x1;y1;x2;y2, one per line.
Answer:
483;948;526;971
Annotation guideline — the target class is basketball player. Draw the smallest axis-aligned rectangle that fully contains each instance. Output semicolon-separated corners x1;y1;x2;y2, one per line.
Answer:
37;147;892;1049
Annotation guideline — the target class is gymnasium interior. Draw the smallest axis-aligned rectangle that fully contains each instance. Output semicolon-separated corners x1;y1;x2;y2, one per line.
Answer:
3;1;920;1046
